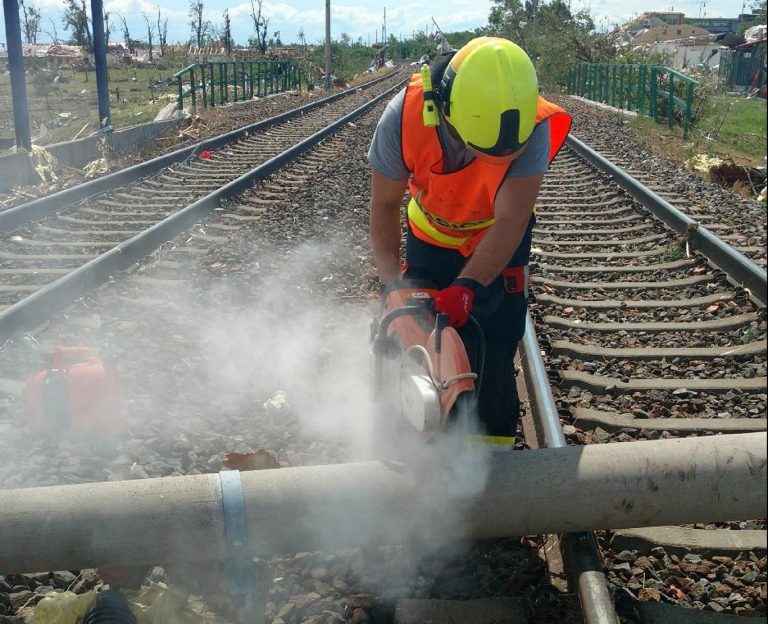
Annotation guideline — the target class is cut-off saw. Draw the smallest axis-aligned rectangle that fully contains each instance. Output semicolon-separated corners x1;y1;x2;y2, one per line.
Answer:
370;281;485;442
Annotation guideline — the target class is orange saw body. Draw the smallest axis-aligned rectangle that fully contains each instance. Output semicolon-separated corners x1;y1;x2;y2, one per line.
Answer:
370;283;482;443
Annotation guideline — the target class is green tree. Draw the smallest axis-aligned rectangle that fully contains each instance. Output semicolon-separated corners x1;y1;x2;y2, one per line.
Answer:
61;0;92;51
752;0;766;22
487;0;614;88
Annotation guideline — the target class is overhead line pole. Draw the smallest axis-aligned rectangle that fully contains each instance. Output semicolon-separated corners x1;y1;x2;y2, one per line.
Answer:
89;0;112;130
2;0;32;149
324;0;331;89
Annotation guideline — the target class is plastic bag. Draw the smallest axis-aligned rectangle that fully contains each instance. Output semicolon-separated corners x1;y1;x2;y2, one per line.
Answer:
31;583;213;624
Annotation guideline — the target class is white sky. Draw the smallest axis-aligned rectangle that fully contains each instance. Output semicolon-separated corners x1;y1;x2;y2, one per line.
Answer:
0;0;755;49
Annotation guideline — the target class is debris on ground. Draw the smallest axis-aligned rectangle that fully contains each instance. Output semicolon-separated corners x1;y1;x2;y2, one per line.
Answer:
29;145;59;183
30;583;217;624
685;153;767;196
83;157;109;178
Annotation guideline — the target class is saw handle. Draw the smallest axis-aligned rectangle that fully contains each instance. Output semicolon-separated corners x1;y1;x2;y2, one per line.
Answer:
461;315;486;396
434;313;449;353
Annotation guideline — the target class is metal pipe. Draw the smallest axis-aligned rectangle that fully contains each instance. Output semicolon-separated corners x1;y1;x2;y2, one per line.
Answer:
0;433;764;575
89;0;111;130
520;313;618;624
2;0;32;149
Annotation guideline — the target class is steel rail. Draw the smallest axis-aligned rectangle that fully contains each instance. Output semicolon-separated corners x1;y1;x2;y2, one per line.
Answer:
519;314;620;624
0;83;403;343
566;134;767;306
0;70;404;233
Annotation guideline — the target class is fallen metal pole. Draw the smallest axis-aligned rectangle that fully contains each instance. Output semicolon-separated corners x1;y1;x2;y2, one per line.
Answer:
0;432;764;575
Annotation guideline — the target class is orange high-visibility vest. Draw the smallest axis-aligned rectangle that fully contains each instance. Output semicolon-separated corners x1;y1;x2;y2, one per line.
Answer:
402;73;572;256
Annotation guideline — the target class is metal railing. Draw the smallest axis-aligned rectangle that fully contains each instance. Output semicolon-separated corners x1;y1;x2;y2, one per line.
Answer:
174;60;301;111
568;63;698;137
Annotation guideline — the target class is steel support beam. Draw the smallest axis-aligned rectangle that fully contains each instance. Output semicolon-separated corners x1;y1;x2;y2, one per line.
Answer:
0;432;764;575
89;0;111;129
2;0;32;148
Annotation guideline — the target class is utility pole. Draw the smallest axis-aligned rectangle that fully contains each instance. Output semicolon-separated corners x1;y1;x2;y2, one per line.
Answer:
382;7;386;60
2;0;32;149
90;0;111;129
324;0;331;89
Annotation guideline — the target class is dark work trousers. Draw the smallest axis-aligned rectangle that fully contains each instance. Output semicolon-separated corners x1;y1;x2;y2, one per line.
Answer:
402;216;535;439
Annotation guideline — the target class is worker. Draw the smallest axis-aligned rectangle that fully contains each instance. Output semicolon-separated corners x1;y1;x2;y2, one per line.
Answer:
367;37;572;446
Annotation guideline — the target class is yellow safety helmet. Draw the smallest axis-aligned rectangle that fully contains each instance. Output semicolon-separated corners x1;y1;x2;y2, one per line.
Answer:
438;37;539;156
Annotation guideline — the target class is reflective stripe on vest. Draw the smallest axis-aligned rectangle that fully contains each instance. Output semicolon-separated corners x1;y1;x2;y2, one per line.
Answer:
407;196;495;249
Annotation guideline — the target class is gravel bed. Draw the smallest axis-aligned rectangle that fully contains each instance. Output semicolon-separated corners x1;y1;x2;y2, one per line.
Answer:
554;382;767;421
548;95;767;266
539;266;701;282
0;79;374;214
557;355;767;383
542;325;766;349
539;301;758;323
539;284;725;303
532;254;690;268
1;85;765;624
0;95;577;624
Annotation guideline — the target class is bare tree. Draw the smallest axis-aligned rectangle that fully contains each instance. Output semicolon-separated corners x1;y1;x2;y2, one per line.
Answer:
143;13;155;61
19;0;42;44
222;9;232;56
44;17;60;44
103;10;113;47
156;5;168;56
118;14;133;54
248;0;269;53
188;0;209;48
297;27;306;47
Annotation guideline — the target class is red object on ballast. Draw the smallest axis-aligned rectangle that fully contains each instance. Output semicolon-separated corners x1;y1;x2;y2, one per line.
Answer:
25;347;123;434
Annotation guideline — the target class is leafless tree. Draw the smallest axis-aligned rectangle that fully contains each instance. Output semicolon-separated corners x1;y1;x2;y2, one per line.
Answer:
188;0;209;48
103;10;113;47
44;17;60;44
248;0;269;53
222;9;232;56
118;14;133;54
143;13;155;61
19;0;42;44
156;5;168;56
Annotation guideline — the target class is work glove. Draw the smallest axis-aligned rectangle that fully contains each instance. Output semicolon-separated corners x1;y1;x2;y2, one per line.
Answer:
433;278;481;328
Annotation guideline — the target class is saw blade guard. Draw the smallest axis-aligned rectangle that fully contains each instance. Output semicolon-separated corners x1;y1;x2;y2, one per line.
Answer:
371;283;482;440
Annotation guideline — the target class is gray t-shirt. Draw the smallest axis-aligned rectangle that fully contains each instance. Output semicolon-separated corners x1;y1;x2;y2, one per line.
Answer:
368;88;550;181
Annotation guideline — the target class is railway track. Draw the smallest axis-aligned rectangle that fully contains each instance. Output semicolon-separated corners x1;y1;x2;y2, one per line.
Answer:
552;96;767;270
0;84;765;624
0;70;404;337
529;144;767;622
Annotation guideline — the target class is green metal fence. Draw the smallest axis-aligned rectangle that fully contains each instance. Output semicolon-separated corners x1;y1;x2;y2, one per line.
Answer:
719;46;767;89
568;63;698;137
174;60;301;111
